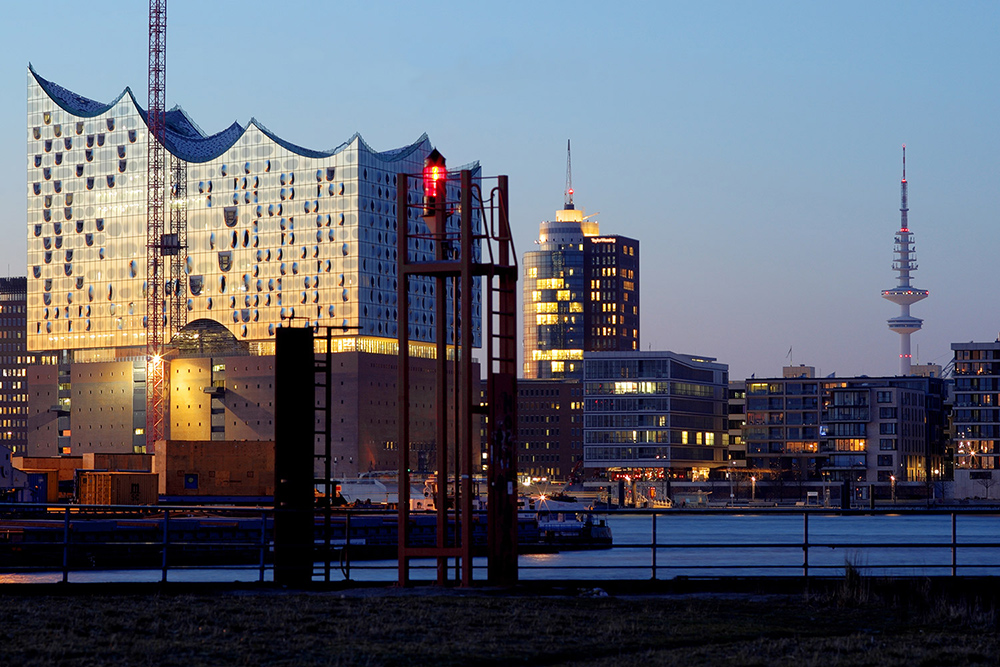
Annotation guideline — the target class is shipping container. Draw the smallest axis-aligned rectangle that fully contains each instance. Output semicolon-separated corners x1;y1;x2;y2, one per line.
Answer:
77;472;159;506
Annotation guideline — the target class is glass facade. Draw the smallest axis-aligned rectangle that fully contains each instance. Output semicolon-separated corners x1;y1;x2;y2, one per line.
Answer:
583;351;728;473
523;242;585;379
26;66;480;356
522;209;639;379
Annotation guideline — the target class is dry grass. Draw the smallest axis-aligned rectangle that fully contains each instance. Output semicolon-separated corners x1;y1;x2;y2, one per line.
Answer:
0;583;996;666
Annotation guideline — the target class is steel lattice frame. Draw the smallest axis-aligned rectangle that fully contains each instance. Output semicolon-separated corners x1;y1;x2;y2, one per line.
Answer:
169;155;187;336
145;0;167;449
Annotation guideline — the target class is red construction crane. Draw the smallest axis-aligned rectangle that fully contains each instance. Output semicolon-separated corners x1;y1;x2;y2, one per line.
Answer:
146;0;167;450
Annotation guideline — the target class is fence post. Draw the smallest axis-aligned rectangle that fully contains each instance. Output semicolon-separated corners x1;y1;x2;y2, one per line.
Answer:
802;512;809;579
259;509;268;583
161;509;169;583
951;512;957;577
344;511;352;582
61;506;70;584
651;512;657;580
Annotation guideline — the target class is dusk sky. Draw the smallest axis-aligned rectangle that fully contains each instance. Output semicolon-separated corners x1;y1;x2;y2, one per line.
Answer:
1;1;997;380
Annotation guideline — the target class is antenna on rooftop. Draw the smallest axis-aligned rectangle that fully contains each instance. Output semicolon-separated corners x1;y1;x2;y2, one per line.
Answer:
564;140;574;210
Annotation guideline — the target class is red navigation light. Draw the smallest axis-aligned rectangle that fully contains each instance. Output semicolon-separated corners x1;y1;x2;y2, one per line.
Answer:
422;148;446;220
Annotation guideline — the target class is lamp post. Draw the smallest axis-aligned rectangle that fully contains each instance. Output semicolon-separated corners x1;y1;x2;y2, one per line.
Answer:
890;474;896;504
751;476;756;503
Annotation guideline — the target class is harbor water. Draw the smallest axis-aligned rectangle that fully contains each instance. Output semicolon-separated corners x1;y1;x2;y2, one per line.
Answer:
2;512;998;584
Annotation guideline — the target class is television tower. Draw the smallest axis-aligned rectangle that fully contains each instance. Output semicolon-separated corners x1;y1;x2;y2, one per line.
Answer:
881;145;928;375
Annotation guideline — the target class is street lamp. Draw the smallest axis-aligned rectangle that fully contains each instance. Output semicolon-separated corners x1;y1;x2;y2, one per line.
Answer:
890;474;896;504
751;476;756;502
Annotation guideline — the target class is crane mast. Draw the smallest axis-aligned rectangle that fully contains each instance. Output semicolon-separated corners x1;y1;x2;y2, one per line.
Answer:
146;0;167;449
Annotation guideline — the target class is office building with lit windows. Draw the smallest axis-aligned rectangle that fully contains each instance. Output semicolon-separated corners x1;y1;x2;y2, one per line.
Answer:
522;203;638;380
583;351;729;480
24;66;480;471
952;340;1000;471
743;371;947;484
516;379;585;482
0;278;38;455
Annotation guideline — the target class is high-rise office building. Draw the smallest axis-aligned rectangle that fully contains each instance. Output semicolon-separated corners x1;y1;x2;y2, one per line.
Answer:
522;148;638;379
0;278;41;454
952;340;1000;471
25;66;480;463
582;351;729;480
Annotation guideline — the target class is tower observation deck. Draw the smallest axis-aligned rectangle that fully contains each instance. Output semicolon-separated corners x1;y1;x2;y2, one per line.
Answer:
881;145;928;375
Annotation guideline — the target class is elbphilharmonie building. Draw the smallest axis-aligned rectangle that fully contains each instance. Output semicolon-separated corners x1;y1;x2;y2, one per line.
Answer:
26;65;480;355
25;66;480;467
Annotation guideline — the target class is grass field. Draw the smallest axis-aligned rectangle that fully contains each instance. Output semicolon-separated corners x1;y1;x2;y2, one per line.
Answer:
0;579;996;666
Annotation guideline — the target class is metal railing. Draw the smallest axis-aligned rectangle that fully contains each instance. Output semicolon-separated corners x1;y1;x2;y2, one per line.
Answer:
0;503;273;583
2;504;999;583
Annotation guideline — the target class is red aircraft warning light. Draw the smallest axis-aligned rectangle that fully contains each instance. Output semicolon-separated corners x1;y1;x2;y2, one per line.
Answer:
422;149;446;220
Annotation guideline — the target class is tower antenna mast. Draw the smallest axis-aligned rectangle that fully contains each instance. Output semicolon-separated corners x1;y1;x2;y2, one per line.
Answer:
881;144;928;375
564;140;574;210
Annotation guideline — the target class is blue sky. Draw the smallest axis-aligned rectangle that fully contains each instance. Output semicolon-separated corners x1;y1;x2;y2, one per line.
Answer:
1;1;997;380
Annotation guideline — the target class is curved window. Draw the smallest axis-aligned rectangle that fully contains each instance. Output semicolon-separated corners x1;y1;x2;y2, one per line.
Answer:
106;118;115;131
95;218;105;231
96;133;105;147
33;156;41;168
76;164;84;177
218;251;232;272
189;276;204;296
117;145;126;159
64;138;72;150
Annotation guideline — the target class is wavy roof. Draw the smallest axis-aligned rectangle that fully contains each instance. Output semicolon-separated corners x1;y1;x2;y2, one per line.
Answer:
29;65;430;165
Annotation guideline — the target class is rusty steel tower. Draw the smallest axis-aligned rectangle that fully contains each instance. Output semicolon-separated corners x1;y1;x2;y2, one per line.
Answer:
396;159;519;587
882;145;928;376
